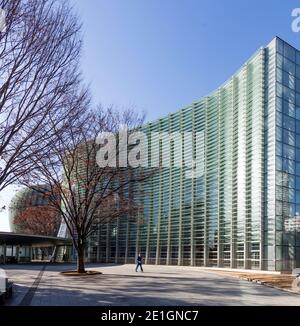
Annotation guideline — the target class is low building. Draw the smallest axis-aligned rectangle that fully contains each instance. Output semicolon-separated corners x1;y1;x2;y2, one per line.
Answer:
0;232;72;263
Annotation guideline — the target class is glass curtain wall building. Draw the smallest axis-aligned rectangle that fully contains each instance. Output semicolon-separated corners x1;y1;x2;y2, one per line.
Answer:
88;37;300;271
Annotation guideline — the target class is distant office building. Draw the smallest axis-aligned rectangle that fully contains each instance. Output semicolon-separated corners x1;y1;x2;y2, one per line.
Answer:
89;37;300;271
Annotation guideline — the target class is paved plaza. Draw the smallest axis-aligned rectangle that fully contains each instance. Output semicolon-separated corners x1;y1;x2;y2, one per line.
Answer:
2;263;300;306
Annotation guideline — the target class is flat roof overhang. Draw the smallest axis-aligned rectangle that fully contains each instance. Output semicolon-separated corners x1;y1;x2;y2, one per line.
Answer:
0;232;72;246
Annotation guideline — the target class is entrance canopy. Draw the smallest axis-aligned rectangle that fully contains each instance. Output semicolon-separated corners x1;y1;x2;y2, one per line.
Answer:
0;232;71;246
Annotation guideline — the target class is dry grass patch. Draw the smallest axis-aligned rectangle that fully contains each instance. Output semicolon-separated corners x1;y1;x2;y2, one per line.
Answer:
211;270;299;292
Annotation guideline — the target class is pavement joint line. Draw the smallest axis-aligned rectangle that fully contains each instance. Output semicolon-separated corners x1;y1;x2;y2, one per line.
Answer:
19;264;47;306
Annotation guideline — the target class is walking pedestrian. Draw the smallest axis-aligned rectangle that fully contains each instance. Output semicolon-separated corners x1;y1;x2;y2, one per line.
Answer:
135;253;143;272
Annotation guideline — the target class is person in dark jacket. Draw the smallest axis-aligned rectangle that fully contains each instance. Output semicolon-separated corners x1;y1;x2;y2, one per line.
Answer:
135;253;143;272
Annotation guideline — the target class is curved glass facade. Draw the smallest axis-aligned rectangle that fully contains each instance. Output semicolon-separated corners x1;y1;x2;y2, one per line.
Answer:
88;37;300;271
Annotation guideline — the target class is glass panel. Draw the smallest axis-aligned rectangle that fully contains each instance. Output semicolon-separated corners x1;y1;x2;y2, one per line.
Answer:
297;93;300;107
283;85;295;103
276;171;283;185
284;43;296;62
277;83;283;98
276;186;282;200
290;189;296;202
283;144;295;160
283;71;295;90
276;142;282;156
277;54;283;69
296;65;300;79
296;191;300;204
283;100;295;117
276;156;282;170
284;57;295;75
276;97;283;112
277;111;282;127
283;129;295;146
277;38;284;55
296;78;300;92
296;176;300;190
297;53;300;65
297;148;300;161
283;114;295;131
296;120;300;133
283;159;295;174
276;127;282;141
296;107;300;120
277;68;283;84
289;175;296;188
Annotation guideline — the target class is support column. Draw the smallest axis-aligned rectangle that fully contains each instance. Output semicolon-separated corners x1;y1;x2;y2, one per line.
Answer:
135;219;140;260
243;65;250;271
155;123;163;266
29;247;32;262
115;217;120;264
16;245;20;263
166;205;172;265
203;98;209;267
155;209;162;265
3;244;6;264
97;225;101;262
217;89;222;268
145;207;151;265
124;218;129;264
190;107;196;267
177;113;184;266
177;172;183;265
105;224;110;263
166;117;173;266
230;78;237;269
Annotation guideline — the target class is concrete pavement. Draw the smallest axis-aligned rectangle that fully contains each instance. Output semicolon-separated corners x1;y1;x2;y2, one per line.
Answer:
2;263;300;306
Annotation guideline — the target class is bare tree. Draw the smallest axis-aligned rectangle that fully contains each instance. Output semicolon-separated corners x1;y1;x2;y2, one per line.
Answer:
22;107;152;273
14;205;60;236
0;0;87;192
0;0;152;273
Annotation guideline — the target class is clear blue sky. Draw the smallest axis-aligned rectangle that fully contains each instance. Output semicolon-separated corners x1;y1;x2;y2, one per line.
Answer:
1;0;300;231
71;0;300;122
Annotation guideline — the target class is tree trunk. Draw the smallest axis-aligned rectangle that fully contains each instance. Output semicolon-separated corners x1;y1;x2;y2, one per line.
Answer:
77;244;86;273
